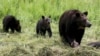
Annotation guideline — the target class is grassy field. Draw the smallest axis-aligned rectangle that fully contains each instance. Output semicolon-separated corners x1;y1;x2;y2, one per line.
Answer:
0;0;100;56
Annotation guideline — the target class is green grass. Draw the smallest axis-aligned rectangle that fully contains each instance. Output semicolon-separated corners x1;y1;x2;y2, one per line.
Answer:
0;0;100;56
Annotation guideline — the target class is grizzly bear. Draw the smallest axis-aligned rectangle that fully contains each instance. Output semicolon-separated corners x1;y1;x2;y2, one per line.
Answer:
3;15;21;33
59;9;91;47
36;16;52;37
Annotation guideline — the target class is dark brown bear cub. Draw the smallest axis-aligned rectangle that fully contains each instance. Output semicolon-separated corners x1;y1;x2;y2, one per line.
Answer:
3;15;21;33
59;9;91;48
36;16;52;37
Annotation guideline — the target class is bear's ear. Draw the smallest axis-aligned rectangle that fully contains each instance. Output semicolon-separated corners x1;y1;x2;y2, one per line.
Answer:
42;16;45;19
16;20;20;25
18;20;19;22
75;13;80;17
17;20;19;23
17;20;20;23
83;11;88;16
49;16;51;18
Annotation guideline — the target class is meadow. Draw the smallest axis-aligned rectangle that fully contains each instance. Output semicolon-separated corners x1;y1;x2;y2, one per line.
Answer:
0;0;100;56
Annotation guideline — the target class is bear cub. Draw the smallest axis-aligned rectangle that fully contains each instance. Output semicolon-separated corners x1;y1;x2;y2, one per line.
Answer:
36;16;52;37
3;15;21;33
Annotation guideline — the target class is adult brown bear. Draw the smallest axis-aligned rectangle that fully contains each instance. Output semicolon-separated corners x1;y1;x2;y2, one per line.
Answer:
59;9;91;47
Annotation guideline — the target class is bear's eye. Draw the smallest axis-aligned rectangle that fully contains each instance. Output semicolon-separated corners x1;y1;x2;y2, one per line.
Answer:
81;14;84;16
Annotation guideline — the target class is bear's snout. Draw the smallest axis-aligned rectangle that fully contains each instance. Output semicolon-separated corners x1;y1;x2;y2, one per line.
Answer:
86;20;91;27
87;23;91;27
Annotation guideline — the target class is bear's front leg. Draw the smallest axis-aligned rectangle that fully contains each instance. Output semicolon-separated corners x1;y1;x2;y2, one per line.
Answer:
47;28;52;37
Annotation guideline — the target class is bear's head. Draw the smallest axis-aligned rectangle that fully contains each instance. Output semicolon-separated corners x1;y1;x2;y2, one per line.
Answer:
41;16;51;29
15;20;21;32
72;11;91;29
